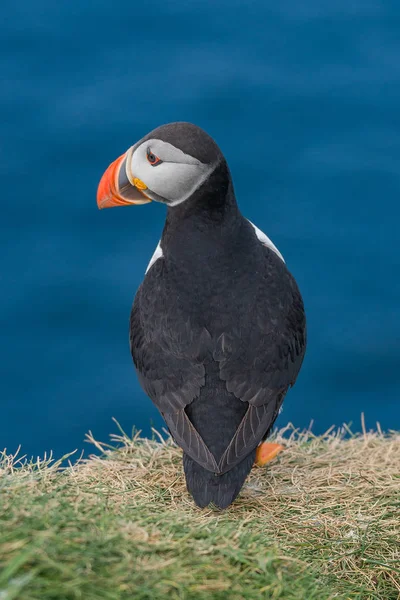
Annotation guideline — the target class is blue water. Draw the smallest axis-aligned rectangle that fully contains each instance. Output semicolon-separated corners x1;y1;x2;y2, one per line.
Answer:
1;1;399;460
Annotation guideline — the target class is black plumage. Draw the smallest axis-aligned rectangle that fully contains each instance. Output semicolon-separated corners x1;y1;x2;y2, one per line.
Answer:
128;123;306;509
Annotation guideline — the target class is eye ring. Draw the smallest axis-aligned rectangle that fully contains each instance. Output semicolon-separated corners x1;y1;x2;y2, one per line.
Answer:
147;147;162;166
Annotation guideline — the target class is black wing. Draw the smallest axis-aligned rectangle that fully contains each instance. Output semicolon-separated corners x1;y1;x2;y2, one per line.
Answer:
130;246;306;475
215;246;306;473
130;258;219;472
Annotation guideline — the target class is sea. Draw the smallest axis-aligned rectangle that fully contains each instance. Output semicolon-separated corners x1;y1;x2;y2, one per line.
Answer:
1;0;399;460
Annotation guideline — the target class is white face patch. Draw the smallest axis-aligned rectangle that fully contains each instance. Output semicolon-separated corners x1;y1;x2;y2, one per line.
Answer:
129;139;216;206
247;219;285;262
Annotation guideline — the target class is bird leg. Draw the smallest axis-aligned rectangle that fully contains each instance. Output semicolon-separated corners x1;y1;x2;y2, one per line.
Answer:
255;442;284;466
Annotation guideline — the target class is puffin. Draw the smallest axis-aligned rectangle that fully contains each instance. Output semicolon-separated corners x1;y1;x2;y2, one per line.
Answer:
97;122;306;509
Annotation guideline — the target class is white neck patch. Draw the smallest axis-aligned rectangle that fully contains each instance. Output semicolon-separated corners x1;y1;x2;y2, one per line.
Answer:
145;240;163;274
247;219;285;262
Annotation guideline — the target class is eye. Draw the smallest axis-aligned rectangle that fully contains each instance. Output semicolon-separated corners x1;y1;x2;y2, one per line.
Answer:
146;147;162;166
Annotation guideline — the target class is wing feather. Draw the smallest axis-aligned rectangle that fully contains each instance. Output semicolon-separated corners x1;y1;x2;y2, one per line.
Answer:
163;410;219;472
218;393;285;474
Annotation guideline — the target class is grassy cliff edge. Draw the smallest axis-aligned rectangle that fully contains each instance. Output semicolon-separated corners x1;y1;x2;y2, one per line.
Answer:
1;422;399;600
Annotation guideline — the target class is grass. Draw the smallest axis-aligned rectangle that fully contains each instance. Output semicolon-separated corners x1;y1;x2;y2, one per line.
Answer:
0;419;399;600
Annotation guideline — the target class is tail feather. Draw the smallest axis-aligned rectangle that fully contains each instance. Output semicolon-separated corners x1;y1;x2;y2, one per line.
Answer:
183;449;256;509
182;362;258;509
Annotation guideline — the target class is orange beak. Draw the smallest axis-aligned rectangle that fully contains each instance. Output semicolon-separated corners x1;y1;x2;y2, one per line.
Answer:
97;150;152;209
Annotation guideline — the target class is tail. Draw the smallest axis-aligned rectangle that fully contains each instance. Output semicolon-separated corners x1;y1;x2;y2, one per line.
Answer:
183;449;256;509
182;361;258;509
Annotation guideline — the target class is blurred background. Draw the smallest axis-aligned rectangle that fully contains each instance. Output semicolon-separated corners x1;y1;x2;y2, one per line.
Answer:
1;1;399;460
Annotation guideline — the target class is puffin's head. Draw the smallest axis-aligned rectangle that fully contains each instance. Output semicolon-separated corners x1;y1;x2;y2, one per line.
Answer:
97;122;224;209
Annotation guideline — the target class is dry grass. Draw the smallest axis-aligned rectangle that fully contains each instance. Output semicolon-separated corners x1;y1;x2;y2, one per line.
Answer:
0;419;399;599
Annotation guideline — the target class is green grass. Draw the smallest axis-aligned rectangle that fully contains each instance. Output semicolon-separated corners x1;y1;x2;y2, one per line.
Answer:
0;421;399;599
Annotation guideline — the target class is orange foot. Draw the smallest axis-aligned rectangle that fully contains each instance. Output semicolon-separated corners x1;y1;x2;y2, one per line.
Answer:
255;442;284;466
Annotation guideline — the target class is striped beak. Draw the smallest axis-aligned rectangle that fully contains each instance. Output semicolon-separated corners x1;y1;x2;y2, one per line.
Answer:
97;149;151;209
